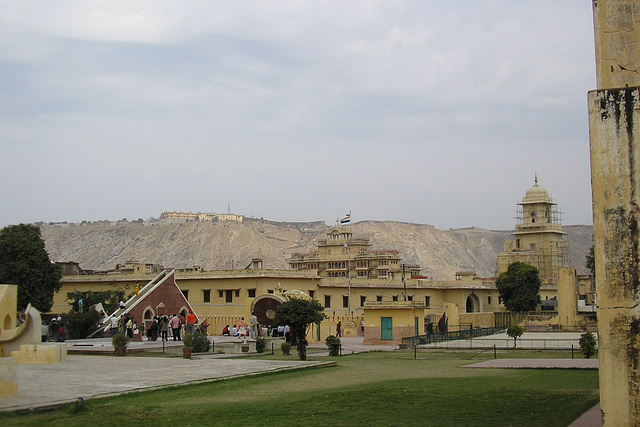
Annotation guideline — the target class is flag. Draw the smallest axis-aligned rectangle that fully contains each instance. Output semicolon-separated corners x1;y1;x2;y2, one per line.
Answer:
340;213;351;224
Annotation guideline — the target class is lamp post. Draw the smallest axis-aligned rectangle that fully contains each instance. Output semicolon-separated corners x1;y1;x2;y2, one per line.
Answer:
344;243;351;317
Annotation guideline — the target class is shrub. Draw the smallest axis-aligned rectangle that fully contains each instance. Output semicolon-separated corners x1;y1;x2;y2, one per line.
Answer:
256;337;266;353
111;332;130;348
191;332;211;353
579;331;597;359
325;335;341;356
281;342;291;355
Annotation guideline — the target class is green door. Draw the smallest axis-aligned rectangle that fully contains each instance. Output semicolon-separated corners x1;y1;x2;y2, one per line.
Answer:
381;317;393;340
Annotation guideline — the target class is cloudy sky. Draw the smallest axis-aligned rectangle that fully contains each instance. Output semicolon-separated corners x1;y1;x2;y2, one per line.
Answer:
1;1;596;230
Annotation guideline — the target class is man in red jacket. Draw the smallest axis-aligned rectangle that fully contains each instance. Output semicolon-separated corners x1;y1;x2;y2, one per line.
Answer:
186;310;196;334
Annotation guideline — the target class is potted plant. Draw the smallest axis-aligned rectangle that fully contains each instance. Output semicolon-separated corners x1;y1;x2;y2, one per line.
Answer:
112;332;130;356
183;333;194;359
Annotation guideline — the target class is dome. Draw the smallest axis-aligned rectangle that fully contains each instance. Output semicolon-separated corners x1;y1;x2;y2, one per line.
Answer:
521;175;553;204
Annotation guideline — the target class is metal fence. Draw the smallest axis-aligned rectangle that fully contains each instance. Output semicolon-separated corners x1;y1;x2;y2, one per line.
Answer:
418;337;582;350
402;326;507;347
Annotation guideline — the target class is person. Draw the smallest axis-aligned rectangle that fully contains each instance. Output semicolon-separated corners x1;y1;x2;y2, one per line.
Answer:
249;312;258;339
160;316;169;341
56;323;65;342
199;318;209;334
150;317;159;341
237;317;247;338
110;315;118;336
231;325;238;337
119;300;126;310
186;310;196;334
134;281;140;298
361;318;365;335
222;325;230;336
169;314;181;341
41;321;49;342
126;316;134;339
336;321;342;337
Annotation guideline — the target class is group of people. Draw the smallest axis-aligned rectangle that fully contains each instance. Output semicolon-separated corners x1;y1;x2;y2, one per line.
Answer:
41;317;65;342
222;313;260;339
143;310;204;341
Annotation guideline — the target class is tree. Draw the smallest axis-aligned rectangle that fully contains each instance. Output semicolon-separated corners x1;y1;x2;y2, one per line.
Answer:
586;246;595;277
273;297;327;360
507;325;525;349
579;331;597;359
496;262;541;312
0;224;62;312
66;290;125;314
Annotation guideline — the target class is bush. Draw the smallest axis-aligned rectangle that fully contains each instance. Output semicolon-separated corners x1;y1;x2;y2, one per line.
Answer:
281;342;291;355
191;332;211;353
579;331;597;359
111;332;130;348
61;310;100;339
183;333;194;348
256;337;266;353
325;335;341;356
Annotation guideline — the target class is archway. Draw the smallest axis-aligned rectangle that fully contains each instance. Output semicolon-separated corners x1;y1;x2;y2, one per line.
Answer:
466;294;480;313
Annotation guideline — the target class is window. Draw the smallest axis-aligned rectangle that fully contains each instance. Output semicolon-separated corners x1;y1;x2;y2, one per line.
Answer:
203;290;211;303
488;296;492;304
225;290;233;303
248;289;256;298
218;291;223;298
268;289;274;294
408;295;413;302
182;290;189;300
343;296;349;308
324;295;331;308
377;296;383;302
425;296;431;307
392;295;398;302
235;290;240;297
309;290;315;299
360;296;366;307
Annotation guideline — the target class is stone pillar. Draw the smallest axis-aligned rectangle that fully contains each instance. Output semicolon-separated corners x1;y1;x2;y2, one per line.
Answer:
589;1;640;425
557;268;578;329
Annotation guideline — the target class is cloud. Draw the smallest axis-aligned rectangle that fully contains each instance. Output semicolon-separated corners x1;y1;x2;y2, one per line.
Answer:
0;1;596;230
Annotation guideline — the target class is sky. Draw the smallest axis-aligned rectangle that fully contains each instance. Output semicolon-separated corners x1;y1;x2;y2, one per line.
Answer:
0;1;596;231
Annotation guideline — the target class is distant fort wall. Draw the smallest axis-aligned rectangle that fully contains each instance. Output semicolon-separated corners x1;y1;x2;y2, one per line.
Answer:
159;211;243;223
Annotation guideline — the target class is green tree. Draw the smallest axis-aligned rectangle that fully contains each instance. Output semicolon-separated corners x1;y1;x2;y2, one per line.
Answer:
507;325;525;349
273;297;327;360
496;262;541;312
586;245;595;277
0;224;62;312
579;331;597;359
66;290;125;314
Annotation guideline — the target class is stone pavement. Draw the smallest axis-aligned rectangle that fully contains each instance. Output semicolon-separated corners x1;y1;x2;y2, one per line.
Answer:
0;354;334;412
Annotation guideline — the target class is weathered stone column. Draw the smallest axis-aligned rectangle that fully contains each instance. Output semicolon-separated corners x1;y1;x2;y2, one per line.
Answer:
589;1;640;425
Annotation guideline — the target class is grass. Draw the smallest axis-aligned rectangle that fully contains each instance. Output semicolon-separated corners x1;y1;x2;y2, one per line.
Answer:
0;351;598;427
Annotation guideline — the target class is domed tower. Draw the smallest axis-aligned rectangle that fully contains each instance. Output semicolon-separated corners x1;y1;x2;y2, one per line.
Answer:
497;176;568;289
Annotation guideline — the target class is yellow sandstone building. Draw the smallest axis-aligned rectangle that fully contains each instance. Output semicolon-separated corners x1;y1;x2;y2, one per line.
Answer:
53;179;587;343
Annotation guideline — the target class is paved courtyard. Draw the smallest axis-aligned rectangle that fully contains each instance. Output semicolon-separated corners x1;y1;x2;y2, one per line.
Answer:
0;354;334;412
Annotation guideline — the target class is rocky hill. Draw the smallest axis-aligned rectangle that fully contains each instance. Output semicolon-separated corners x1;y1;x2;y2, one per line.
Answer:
40;218;593;280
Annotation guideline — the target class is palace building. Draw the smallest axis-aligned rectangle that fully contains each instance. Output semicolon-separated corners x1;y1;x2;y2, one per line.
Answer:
51;178;584;343
497;176;568;299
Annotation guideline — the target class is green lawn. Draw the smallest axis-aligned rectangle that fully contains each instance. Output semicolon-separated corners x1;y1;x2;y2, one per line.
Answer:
0;351;599;427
